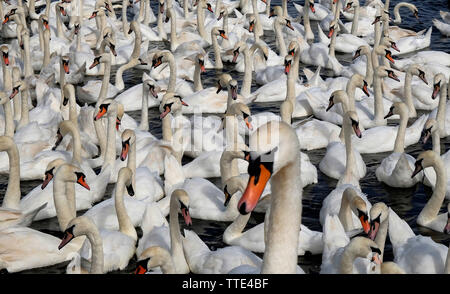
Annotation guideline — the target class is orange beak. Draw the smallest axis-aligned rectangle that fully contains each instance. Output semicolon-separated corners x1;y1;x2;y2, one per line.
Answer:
94;107;107;121
285;62;291;74
200;64;206;73
310;3;315;13
89;59;100;69
134;264;147;274
60;7;66;16
160;105;171;119
116;117;121;130
360;215;370;234
181;208;192;226
63;63;70;74
3;55;9;66
220;32;228;40
237;164;272;214
385;52;395;64
328;27;335;38
2;16;9;24
245;117;253;130
249;22;254;32
362;83;369;97
77;176;90;191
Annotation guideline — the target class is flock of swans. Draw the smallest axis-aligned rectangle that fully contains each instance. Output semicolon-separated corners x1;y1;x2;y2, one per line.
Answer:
0;0;448;275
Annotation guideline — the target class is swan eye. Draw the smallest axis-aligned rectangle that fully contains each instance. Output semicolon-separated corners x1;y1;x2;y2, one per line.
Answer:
370;246;382;255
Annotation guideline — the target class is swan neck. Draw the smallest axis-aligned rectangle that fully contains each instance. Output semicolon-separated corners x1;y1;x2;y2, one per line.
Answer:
53;179;75;231
2;98;14;137
169;194;188;273
140;85;149;131
393;111;408;153
115;172;138;241
2;142;20;210
403;71;416;117
262;156;302;273
212;33;223;69
241;48;252;97
436;81;447;137
193;62;203;92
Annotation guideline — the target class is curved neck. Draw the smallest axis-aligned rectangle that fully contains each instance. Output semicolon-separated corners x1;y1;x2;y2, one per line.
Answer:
375;217;388;261
1;142;20;210
53;176;76;231
130;29;142;59
157;3;167;39
68;126;82;165
68;89;78;129
223;212;251;244
403;71;417;117
338;193;355;232
418;158;447;225
23;35;33;78
84;225;105;274
56;6;66;39
274;19;287;57
126;139;137;190
431;130;441;155
346;79;359;111
339;243;367;274
169;195;189;273
115;59;139;90
43;32;50;68
115;172;138;241
262;154;302;273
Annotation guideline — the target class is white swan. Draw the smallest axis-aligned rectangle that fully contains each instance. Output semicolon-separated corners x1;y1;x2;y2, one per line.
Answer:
375;102;423;188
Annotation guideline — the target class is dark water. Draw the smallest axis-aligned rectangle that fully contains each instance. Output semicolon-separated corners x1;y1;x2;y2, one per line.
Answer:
1;0;450;274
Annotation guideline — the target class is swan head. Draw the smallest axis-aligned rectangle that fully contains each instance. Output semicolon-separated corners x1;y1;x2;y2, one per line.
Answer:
422;119;438;145
212;27;228;40
380;36;400;53
284;54;293;75
52;120;78;150
350;73;370;96
41;158;66;189
54;163;90;191
352;45;370;61
61;56;70;75
217;73;232;93
228;79;238;100
226;102;253;130
328;20;339;38
0;45;9;66
343;187;370;233
343;0;357;12
327;90;348;112
344;111;362;138
269;6;282;18
58;216;98;250
120;129;135;161
172;189;192;226
143;79;160;98
432;73;446;100
89;53;111;69
159;92;187;119
231;41;247;63
135;246;173;274
406;64;428;85
56;2;68;17
196;54;206;73
368;202;389;240
238;121;300;214
9;81;23;100
375;66;400;82
343;237;382;269
411;150;439;178
151;51;172;69
287;40;299;57
93;99;117;121
40;14;50;30
2;7;17;24
128;20;139;35
383;102;408;120
308;0;315;13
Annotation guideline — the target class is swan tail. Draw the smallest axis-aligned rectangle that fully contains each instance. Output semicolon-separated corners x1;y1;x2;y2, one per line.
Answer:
163;154;186;196
317;25;330;45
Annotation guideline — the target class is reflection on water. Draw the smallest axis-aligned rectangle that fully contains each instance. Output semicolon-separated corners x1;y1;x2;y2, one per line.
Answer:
0;0;449;274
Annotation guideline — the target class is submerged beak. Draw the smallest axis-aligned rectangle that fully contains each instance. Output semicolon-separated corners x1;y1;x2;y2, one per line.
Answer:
237;164;272;215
